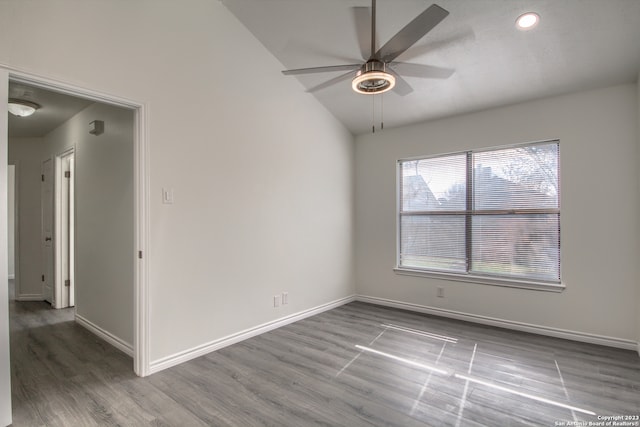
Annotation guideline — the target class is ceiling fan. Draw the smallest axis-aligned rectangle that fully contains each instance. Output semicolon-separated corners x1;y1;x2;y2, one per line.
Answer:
281;0;454;96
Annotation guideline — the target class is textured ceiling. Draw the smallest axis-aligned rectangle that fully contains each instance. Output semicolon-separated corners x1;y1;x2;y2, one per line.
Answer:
223;0;640;135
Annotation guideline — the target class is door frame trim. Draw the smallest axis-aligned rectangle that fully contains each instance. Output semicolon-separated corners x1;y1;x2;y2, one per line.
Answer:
3;65;150;377
54;147;75;310
8;163;20;295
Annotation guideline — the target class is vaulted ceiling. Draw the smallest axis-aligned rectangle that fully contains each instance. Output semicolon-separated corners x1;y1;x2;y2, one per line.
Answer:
223;0;640;135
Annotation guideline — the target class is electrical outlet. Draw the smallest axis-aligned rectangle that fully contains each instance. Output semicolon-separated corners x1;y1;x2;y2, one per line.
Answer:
437;287;445;298
282;292;288;305
273;295;280;307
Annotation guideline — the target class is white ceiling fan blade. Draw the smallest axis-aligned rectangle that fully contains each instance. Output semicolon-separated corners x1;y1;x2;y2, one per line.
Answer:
306;71;356;93
389;71;413;96
398;30;476;62
282;64;361;76
391;62;454;79
375;4;449;63
352;6;373;60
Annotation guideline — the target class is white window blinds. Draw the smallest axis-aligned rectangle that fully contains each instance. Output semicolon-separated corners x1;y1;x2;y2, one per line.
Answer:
399;141;560;284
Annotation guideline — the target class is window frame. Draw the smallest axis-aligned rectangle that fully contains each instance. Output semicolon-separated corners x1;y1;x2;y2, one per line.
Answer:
395;140;564;292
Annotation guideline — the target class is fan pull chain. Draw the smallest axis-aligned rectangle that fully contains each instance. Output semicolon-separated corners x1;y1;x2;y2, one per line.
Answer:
381;93;384;130
372;93;376;133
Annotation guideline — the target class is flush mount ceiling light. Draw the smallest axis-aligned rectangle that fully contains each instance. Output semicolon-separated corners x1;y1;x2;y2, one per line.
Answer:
352;61;396;95
8;98;41;117
516;12;540;30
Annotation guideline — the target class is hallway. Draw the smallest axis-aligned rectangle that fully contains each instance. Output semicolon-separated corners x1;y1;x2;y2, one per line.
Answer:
8;280;137;426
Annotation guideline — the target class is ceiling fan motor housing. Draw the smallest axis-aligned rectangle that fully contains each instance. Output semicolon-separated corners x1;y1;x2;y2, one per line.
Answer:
352;60;396;94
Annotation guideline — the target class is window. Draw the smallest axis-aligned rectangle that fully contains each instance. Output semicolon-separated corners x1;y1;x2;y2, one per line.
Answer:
397;140;560;287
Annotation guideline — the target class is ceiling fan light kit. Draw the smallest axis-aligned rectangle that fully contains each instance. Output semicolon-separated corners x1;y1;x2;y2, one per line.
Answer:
352;61;396;94
8;98;41;117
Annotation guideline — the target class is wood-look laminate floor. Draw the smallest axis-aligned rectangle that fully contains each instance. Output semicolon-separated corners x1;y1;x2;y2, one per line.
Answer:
9;289;640;426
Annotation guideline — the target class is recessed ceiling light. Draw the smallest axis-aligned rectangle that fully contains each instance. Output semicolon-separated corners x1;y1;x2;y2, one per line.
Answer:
516;12;540;30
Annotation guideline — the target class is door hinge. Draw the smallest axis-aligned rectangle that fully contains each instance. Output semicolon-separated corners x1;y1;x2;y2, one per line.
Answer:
41;274;45;282
138;250;143;259
64;279;71;287
64;171;71;178
41;174;45;182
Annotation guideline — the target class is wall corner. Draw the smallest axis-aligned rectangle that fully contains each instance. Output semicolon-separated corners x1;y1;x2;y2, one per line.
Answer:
637;72;640;354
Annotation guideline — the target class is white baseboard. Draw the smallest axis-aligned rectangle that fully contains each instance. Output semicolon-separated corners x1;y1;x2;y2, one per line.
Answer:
75;314;134;357
16;294;44;301
356;295;637;351
149;295;356;374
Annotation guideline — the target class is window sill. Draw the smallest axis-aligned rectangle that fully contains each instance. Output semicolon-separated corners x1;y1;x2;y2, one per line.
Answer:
393;267;565;292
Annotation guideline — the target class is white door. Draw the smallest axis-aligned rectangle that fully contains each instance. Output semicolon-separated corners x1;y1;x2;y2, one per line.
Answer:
41;158;54;305
57;152;75;308
68;156;75;307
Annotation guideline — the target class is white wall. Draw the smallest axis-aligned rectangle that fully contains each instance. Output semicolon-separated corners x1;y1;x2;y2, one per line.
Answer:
8;138;44;300
0;0;354;370
43;103;134;346
356;84;639;343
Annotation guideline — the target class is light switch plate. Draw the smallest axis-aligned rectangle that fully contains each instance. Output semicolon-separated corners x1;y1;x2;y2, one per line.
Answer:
162;188;174;204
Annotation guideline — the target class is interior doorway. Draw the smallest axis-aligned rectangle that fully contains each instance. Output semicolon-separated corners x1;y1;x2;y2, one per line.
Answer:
2;68;149;381
10;82;134;329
